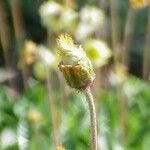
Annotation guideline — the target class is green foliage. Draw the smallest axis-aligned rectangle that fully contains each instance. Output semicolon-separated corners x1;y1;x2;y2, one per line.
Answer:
0;76;150;149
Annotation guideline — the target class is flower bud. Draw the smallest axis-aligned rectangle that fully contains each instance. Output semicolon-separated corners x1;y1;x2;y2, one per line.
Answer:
18;41;38;68
130;0;150;9
27;108;42;124
56;145;65;150
57;34;95;90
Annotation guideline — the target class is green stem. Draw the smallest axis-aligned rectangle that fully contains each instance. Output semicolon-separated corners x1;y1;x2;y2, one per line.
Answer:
83;88;98;150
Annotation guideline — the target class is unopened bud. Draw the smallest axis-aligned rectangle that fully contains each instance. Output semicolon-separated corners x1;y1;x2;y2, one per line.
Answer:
57;34;95;90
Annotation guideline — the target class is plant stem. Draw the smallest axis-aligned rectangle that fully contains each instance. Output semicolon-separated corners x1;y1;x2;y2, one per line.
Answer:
45;64;61;147
143;7;150;80
0;1;13;85
110;0;121;63
83;88;98;150
117;82;127;145
122;9;135;68
10;0;27;88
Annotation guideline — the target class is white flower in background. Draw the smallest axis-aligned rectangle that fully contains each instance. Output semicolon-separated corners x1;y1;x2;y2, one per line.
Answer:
80;6;104;24
17;121;29;150
37;45;55;66
75;6;105;41
98;136;108;150
109;63;128;86
84;39;112;67
39;1;78;34
113;143;124;150
39;1;61;16
75;23;94;41
33;45;56;80
0;128;17;148
59;8;78;33
39;1;62;32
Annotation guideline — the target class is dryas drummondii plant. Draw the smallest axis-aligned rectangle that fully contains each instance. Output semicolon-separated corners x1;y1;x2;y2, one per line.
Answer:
57;34;97;150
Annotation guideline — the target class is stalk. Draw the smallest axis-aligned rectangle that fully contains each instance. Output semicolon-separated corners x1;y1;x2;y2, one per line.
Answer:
10;0;27;88
122;9;135;67
116;81;127;144
34;125;40;150
83;88;98;150
45;64;61;147
119;8;135;145
110;6;135;145
0;1;13;84
143;7;150;80
110;0;121;63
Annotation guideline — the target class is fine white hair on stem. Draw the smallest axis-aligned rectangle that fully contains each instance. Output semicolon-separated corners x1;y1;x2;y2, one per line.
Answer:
83;88;97;150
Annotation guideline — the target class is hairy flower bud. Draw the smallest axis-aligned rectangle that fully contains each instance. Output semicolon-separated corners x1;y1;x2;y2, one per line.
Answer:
57;34;95;90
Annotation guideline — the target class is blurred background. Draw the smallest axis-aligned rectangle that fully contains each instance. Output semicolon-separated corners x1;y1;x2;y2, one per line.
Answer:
0;0;150;149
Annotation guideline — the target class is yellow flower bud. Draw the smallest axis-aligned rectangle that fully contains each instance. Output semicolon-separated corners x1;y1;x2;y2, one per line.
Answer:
56;145;65;150
57;34;95;90
27;108;42;124
130;0;150;9
18;41;38;68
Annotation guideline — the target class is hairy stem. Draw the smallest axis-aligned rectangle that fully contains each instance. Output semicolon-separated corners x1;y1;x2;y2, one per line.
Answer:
83;88;98;150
